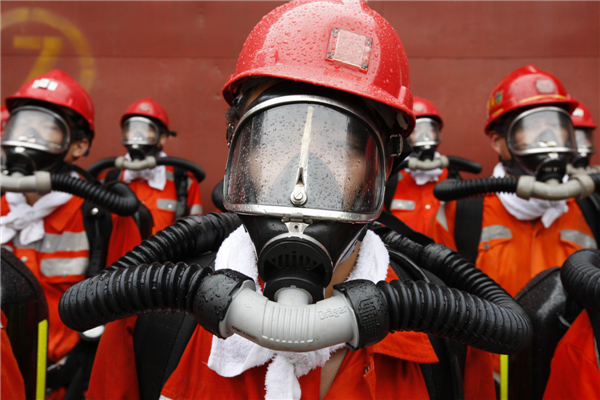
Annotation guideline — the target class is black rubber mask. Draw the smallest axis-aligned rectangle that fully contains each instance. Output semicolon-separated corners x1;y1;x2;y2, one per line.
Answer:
239;214;366;302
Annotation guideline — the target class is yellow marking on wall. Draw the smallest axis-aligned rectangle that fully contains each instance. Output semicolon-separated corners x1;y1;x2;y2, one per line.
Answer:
2;7;96;91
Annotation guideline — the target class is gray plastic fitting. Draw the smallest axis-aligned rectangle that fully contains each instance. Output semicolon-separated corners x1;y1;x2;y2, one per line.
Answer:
218;282;360;352
567;164;600;176
114;156;157;170
1;171;52;195
407;156;449;171
516;174;596;201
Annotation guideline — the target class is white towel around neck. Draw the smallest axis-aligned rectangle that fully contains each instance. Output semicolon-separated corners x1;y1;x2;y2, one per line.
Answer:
207;226;390;400
122;151;167;190
493;163;568;228
406;152;444;185
0;171;78;245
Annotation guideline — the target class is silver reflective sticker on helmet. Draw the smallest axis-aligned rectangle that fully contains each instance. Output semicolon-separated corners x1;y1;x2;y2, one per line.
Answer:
326;27;372;72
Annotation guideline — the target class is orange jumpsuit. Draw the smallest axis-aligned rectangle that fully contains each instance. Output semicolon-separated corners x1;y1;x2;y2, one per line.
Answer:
429;195;595;297
387;169;449;235
107;166;203;231
543;310;600;400
88;267;495;400
1;311;26;400
0;195;142;363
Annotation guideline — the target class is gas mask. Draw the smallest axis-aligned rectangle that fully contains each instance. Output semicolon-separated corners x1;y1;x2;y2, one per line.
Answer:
224;93;391;302
1;106;70;175
408;118;441;161
121;116;163;160
572;127;595;168
502;107;576;181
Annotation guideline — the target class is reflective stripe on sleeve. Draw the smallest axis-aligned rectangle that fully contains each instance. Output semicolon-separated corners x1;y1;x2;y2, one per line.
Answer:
40;257;89;276
39;232;89;253
435;202;448;231
560;230;597;249
480;225;512;243
190;205;203;215
390;199;415;211
157;199;178;212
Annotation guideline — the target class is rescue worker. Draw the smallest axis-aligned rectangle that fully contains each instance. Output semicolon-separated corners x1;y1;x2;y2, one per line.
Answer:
570;100;596;169
386;96;449;234
429;65;595;298
86;2;496;399
98;98;203;231
0;69;142;398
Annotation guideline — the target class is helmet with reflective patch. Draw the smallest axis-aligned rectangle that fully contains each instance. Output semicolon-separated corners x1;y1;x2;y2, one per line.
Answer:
5;69;94;136
121;97;170;131
222;0;415;137
571;100;596;129
485;65;578;134
413;96;443;128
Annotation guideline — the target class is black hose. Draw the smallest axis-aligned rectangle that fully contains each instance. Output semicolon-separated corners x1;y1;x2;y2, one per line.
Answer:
446;156;482;174
560;249;600;311
109;212;242;269
433;177;519;201
590;174;600;193
212;179;226;212
87;158;117;178
156;157;205;183
50;174;140;216
380;230;532;354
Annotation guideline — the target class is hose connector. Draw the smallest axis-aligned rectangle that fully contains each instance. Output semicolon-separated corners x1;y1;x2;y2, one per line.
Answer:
114;156;157;170
0;171;52;195
516;174;595;200
407;156;450;171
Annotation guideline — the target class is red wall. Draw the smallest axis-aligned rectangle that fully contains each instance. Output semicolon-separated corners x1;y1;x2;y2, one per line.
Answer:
2;1;598;212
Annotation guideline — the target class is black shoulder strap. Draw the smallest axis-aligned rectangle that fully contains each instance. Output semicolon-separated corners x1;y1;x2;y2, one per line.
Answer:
454;197;484;264
376;210;434;247
134;313;198;400
587;310;600;370
81;201;113;278
384;173;400;211
173;167;190;220
104;169;121;184
576;194;600;248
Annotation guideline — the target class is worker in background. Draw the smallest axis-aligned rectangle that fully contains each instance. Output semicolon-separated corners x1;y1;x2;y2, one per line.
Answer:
0;69;142;399
99;98;203;231
570;100;596;170
86;1;496;399
429;64;596;298
385;96;481;234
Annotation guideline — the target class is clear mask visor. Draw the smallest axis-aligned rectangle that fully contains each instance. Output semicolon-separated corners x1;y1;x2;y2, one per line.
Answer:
575;128;594;155
224;100;386;221
409;118;441;148
121;117;160;146
508;108;575;156
1;107;69;154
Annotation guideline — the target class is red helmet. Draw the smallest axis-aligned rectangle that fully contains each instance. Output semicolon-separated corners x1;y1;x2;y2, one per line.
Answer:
222;0;415;136
5;69;94;134
121;97;170;131
0;105;9;135
484;65;578;134
413;96;443;128
571;100;596;129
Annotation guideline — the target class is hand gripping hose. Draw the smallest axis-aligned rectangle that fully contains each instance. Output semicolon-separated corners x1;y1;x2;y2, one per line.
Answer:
59;213;530;354
87;156;206;183
434;174;600;202
380;230;533;354
0;171;140;216
560;249;600;311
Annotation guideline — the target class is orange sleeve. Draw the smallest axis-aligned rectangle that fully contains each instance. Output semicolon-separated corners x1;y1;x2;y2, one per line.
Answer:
106;215;143;266
1;314;26;400
462;347;495;400
427;200;458;251
186;174;203;214
543;312;600;400
87;316;140;400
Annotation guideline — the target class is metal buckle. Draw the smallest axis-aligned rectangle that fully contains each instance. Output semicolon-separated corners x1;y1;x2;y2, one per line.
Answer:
389;134;402;157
